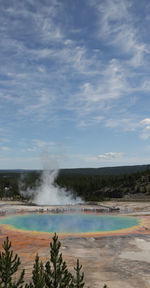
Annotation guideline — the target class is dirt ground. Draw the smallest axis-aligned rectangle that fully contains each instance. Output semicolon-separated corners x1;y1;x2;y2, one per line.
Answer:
1;200;150;288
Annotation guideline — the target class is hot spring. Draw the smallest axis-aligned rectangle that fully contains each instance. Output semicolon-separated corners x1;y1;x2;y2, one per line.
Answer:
0;214;140;234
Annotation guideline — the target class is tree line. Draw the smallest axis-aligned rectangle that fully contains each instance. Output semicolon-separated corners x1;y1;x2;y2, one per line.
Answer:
0;169;150;201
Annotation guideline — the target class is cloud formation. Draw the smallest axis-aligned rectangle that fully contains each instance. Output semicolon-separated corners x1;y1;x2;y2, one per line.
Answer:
140;118;150;139
98;152;123;160
0;0;150;168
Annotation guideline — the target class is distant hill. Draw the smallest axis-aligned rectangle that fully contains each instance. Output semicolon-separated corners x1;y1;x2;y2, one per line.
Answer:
0;169;32;173
0;164;150;176
60;164;150;176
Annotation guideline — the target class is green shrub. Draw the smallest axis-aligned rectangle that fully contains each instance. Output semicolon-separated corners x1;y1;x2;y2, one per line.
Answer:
0;234;108;288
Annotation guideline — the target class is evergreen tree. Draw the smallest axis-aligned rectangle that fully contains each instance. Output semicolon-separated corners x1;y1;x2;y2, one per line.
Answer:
25;254;45;288
44;233;73;288
0;236;25;288
73;259;85;288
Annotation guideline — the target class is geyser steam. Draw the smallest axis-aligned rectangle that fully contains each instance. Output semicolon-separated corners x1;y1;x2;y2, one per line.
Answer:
34;168;81;205
20;152;82;205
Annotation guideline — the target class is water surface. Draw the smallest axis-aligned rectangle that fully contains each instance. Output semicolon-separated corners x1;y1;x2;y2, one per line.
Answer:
0;214;140;233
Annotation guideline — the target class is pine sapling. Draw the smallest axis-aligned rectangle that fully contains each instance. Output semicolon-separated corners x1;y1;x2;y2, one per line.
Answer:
0;236;25;288
45;233;73;288
73;259;85;288
25;254;45;288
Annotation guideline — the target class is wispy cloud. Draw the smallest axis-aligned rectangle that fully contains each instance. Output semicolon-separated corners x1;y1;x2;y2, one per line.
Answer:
73;58;127;106
140;118;150;139
78;116;104;128
0;0;150;168
90;0;149;67
140;118;150;126
98;152;124;160
84;152;124;163
68;0;150;135
18;89;55;118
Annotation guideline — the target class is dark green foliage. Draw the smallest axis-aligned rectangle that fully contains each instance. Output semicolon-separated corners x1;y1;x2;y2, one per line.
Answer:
0;235;112;288
0;236;25;288
45;233;73;288
1;166;150;201
25;254;45;288
56;168;150;200
73;259;84;288
19;172;41;200
0;171;40;200
0;173;20;199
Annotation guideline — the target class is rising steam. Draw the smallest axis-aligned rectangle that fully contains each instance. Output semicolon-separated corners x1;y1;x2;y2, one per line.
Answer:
20;152;82;205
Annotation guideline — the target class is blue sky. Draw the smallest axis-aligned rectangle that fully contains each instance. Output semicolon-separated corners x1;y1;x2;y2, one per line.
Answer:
1;0;150;169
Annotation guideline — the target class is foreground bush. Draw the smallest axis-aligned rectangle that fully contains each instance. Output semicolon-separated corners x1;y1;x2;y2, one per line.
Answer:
0;234;108;288
0;236;24;288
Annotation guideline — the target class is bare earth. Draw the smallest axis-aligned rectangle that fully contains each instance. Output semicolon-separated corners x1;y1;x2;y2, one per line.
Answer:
1;200;150;288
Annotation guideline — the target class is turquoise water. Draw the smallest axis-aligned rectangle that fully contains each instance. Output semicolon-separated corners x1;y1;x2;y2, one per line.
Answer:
0;214;140;233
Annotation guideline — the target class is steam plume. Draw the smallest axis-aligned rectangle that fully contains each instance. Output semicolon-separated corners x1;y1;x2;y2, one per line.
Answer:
20;152;82;205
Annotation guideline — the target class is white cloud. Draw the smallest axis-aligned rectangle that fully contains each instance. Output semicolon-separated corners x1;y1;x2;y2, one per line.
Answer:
1;0;63;45
71;152;150;168
2;0;144;130
78;116;104;128
105;117;150;140
18;89;56;120
0;92;24;104
98;152;124;160
84;152;124;163
32;140;56;149
68;58;128;119
105;117;140;131
0;0;150;170
140;118;150;126
20;140;56;154
140;118;150;139
92;0;149;67
64;0;150;131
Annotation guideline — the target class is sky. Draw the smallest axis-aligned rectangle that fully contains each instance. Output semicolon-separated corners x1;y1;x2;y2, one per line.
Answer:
0;0;150;169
